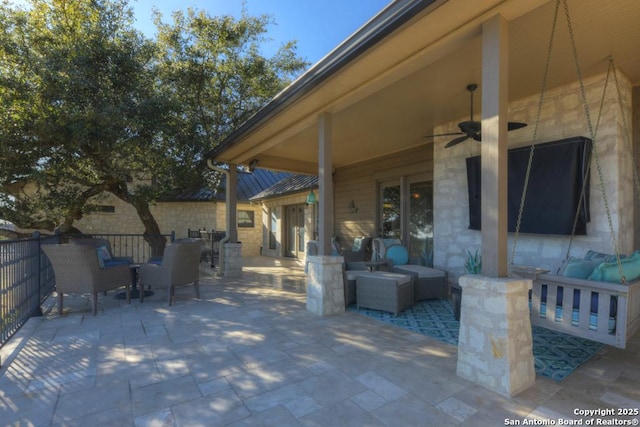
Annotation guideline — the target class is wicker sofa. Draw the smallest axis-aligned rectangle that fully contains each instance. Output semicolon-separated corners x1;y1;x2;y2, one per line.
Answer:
372;238;449;301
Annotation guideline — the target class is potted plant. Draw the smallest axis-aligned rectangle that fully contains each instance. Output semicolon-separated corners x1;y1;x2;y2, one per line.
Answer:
464;249;482;274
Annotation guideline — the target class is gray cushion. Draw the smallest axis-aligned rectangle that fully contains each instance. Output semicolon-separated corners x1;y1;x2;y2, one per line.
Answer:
393;264;445;279
357;271;413;286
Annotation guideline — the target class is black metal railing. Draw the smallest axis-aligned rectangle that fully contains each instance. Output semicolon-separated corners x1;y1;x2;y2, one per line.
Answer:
0;231;174;349
67;232;175;264
1;232;59;346
187;228;226;267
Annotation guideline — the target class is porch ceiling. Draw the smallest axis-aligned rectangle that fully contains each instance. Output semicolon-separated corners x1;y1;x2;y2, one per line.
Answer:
211;0;640;174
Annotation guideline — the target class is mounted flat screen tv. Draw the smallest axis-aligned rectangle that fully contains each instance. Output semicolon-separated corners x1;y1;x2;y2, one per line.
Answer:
466;136;592;235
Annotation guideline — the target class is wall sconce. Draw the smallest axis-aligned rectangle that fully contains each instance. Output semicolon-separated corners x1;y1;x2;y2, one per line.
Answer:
348;200;359;214
306;189;317;205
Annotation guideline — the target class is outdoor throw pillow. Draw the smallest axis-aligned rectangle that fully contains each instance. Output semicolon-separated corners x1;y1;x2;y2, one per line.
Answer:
386;244;409;266
583;250;613;261
588;251;640;283
557;257;601;279
96;245;112;269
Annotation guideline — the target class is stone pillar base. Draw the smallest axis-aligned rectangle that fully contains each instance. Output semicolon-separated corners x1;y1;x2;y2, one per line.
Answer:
456;275;535;397
306;256;345;316
222;242;242;278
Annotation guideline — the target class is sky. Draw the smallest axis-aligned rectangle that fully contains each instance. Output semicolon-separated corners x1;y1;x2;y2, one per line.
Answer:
131;0;392;64
9;0;391;64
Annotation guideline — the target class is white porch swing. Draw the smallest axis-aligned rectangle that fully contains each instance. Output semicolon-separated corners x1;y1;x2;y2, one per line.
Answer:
510;0;640;349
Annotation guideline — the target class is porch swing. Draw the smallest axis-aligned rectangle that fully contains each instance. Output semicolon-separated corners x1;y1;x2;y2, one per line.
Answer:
509;0;640;349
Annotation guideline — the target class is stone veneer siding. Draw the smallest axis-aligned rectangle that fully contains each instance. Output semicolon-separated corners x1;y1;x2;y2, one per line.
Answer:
434;72;635;280
75;197;263;256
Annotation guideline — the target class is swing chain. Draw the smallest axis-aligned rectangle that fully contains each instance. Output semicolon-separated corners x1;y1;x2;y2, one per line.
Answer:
611;60;640;204
509;0;561;265
562;2;625;282
511;0;627;283
561;0;625;282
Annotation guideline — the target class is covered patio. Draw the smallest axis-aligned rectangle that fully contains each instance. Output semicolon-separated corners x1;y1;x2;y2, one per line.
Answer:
206;0;640;397
1;257;639;426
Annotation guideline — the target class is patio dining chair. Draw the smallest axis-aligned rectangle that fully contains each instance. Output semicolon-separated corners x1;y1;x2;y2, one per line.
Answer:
42;244;131;315
138;239;203;305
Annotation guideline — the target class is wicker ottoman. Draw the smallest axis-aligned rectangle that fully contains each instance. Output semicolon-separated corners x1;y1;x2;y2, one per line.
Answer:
345;270;365;307
356;271;414;315
392;265;448;301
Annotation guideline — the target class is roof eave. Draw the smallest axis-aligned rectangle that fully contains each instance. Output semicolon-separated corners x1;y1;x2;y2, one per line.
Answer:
205;0;443;161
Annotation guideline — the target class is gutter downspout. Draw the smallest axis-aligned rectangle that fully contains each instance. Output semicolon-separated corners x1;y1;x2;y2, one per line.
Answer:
206;159;232;277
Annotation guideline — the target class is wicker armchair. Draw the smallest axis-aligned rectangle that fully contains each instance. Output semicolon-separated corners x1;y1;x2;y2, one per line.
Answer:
42;244;131;315
138;240;203;305
69;237;133;265
341;236;372;262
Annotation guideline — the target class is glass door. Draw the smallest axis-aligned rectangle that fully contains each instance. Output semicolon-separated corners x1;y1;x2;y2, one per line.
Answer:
378;176;433;266
408;179;433;266
285;204;306;258
380;180;401;238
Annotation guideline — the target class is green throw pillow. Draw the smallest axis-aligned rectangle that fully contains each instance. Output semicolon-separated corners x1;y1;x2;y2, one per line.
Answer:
558;257;600;279
588;251;640;283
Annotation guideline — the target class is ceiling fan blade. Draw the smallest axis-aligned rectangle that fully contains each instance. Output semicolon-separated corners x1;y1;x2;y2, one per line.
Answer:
424;131;464;139
426;85;527;147
445;135;470;148
508;122;527;131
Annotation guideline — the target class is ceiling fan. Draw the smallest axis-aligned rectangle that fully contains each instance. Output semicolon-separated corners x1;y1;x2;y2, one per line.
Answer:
425;83;527;148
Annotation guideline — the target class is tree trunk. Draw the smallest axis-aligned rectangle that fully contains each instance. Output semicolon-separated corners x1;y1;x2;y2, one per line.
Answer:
132;199;167;258
108;181;167;257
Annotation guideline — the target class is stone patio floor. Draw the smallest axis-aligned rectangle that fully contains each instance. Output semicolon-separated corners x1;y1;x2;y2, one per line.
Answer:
1;256;640;426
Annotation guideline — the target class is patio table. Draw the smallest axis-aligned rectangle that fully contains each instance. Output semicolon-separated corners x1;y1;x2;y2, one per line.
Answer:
115;264;154;300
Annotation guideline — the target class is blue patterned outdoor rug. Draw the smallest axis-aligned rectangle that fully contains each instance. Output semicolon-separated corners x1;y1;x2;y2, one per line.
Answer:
350;298;604;381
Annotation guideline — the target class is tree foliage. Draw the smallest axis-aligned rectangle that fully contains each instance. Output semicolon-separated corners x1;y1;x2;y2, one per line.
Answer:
0;0;308;240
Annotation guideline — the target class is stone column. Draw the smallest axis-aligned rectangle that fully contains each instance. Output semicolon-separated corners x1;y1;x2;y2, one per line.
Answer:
222;242;243;278
306;255;344;315
456;275;535;397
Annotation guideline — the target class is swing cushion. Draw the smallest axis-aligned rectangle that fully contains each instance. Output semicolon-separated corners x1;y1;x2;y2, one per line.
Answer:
588;251;640;283
557;257;601;279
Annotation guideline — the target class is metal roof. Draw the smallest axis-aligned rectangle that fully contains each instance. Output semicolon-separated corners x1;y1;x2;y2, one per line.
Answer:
250;174;318;201
165;169;292;202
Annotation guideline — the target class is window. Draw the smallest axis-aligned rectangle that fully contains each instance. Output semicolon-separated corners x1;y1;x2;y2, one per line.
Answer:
269;208;278;249
238;210;255;228
87;205;115;213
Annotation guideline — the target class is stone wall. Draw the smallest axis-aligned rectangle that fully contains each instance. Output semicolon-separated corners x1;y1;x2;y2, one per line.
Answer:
434;72;635;280
75;195;264;256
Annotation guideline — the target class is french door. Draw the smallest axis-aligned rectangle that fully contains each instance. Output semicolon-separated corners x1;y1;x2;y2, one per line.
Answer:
379;176;433;266
285;204;306;258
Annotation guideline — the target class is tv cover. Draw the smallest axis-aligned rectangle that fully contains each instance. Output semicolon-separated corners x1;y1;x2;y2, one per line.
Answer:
466;136;592;235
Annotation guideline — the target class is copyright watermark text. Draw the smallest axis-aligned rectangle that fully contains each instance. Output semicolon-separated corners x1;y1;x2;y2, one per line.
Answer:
504;408;639;426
